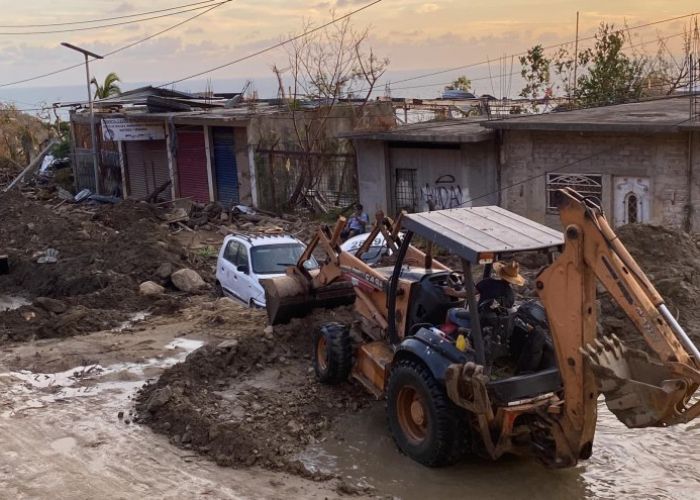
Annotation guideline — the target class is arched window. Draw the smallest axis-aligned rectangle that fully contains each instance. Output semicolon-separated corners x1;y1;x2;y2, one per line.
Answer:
626;193;638;224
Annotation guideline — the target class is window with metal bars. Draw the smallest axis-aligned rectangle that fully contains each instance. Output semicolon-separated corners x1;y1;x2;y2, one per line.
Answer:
546;173;602;212
394;168;418;212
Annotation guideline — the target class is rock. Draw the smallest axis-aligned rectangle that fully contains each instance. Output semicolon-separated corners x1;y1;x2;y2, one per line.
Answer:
139;281;165;296
117;411;124;420
155;262;173;279
34;297;68;314
263;325;274;335
27;222;35;231
216;339;239;351
220;212;229;222
146;386;173;412
171;268;206;292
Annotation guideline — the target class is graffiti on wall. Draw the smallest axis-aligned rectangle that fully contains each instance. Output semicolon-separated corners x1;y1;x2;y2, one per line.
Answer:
420;174;464;210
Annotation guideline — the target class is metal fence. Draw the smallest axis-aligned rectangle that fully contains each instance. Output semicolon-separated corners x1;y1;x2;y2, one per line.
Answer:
255;149;358;213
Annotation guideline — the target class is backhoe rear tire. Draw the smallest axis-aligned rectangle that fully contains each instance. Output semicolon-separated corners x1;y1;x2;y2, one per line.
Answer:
386;358;468;467
313;322;352;384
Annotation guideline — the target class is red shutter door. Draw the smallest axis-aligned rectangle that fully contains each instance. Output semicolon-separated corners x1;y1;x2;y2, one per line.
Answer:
176;128;209;203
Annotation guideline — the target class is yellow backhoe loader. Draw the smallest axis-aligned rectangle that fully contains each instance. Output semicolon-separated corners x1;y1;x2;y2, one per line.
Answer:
262;188;700;468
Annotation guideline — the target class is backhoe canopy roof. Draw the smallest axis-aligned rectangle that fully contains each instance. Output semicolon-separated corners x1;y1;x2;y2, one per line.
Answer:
402;206;564;263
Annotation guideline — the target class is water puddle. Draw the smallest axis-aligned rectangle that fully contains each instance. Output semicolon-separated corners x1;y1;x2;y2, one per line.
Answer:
0;295;30;312
111;311;151;332
301;401;700;500
0;338;204;417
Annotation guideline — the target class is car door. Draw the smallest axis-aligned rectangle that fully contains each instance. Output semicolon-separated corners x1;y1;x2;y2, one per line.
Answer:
220;239;246;302
233;243;256;304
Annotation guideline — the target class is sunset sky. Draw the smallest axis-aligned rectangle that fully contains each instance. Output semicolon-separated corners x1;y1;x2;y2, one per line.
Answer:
0;0;698;102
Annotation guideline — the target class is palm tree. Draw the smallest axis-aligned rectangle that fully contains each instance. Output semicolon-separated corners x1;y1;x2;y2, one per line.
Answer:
91;72;121;99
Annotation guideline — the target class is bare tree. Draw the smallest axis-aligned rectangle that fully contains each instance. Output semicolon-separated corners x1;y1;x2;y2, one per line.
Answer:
271;13;389;208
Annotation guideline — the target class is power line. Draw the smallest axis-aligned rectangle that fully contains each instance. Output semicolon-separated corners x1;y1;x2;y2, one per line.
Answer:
378;31;687;96
0;1;215;28
157;0;385;87
0;1;230;89
373;10;700;91
0;1;228;35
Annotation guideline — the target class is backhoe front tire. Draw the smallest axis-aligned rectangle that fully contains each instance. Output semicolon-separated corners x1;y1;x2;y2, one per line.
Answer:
313;322;352;384
386;358;468;467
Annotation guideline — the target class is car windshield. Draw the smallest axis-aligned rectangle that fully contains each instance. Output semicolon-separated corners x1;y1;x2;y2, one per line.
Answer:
250;243;318;275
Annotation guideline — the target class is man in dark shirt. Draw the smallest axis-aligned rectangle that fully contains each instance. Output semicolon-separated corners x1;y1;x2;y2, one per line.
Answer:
476;260;524;310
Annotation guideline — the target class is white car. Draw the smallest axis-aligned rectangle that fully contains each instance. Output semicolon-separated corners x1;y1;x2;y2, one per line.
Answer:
216;234;316;308
340;232;393;266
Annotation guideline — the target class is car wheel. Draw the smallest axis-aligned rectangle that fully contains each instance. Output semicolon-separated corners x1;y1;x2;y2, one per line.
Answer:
386;358;468;467
313;322;352;384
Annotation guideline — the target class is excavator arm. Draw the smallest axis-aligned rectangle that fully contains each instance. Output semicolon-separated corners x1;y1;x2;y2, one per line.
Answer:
538;188;700;437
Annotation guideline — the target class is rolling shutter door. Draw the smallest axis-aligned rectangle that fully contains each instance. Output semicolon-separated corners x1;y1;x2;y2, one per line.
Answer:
212;127;239;208
176;128;209;203
124;140;171;200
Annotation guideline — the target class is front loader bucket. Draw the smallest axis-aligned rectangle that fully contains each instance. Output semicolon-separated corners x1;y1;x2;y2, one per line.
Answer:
581;335;695;428
262;274;355;325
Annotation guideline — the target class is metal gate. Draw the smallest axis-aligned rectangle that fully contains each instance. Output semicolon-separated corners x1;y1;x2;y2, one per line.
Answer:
176;128;209;203
212;127;239;208
124;140;170;200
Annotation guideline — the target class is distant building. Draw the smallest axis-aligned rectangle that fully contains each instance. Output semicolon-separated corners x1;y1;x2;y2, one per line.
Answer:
69;86;396;211
484;96;700;230
343;119;499;215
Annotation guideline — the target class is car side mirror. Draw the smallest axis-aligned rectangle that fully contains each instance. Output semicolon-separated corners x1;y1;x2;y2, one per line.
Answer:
237;264;249;274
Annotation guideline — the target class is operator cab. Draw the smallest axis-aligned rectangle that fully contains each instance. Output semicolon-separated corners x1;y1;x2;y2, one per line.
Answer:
390;207;565;403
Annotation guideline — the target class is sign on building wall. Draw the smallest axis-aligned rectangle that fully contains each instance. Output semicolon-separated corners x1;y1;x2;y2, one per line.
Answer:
101;118;165;141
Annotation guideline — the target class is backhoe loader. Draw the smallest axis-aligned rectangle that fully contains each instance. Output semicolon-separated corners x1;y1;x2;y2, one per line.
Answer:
262;188;700;468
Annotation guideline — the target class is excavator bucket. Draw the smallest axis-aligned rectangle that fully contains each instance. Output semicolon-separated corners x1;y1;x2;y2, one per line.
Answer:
582;335;694;428
262;274;355;325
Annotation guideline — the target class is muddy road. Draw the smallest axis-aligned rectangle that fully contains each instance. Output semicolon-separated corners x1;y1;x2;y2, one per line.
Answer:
302;402;700;500
0;313;349;500
2;308;698;500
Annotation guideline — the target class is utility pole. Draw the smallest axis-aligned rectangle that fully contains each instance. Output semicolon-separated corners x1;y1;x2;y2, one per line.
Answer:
61;42;104;194
572;11;580;103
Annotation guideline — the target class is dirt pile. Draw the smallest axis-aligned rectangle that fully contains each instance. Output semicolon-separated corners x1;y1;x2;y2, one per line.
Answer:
135;299;368;478
0;191;209;342
600;224;700;346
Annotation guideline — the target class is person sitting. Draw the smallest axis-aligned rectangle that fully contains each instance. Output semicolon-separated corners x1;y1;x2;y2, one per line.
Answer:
341;203;369;241
476;260;524;311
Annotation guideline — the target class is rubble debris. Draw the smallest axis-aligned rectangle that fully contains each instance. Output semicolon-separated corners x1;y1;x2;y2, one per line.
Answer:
599;224;700;347
36;248;59;264
171;269;206;292
0;191;209;343
136;301;367;477
34;297;68;314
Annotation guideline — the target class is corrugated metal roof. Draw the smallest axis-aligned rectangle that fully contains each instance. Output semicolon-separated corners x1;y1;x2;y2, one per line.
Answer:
402;206;564;262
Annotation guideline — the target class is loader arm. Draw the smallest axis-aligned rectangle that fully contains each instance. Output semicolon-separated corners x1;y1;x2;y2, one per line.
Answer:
537;188;700;439
264;213;449;327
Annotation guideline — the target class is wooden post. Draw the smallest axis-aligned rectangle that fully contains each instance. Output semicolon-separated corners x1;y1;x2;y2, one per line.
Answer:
118;140;128;198
165;120;178;200
204;125;215;202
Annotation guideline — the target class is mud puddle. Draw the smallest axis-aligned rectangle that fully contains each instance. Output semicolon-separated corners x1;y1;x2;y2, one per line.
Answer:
301;401;700;500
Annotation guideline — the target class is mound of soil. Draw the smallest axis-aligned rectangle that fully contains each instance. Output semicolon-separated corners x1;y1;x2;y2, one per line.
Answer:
0;191;207;342
600;224;700;346
135;300;368;478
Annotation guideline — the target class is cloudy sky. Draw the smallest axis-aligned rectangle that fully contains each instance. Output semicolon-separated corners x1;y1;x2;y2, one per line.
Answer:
0;0;697;102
